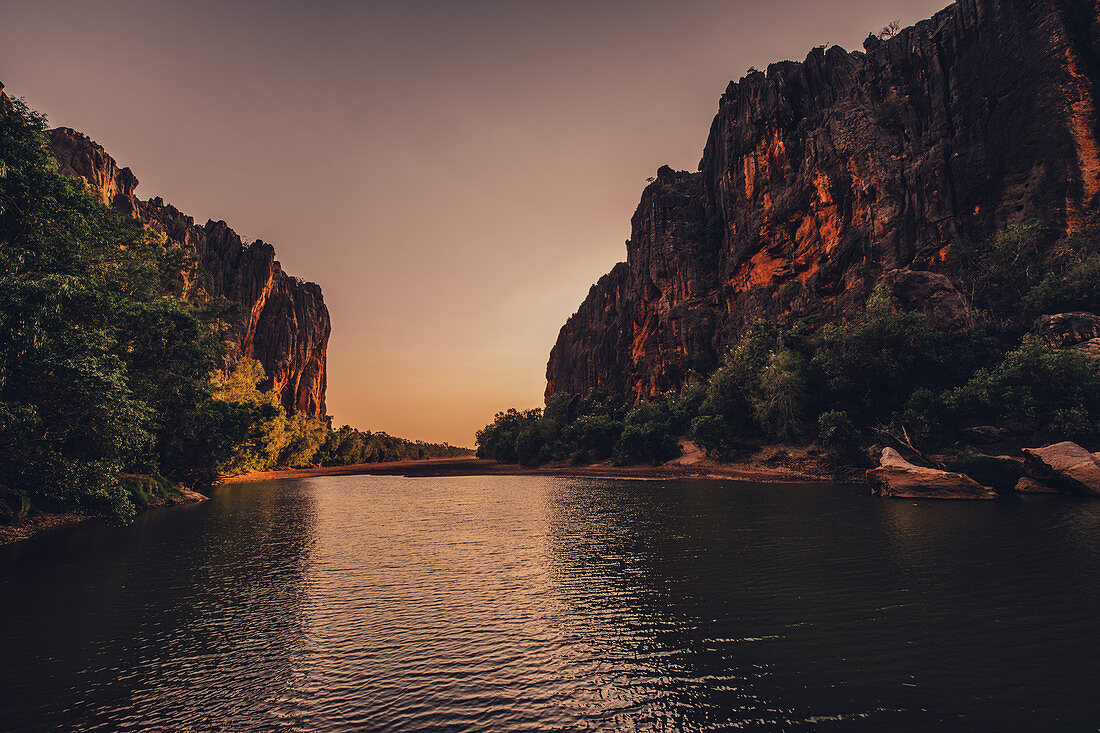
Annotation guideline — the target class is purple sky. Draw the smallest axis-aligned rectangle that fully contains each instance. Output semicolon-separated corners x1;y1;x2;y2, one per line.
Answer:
1;0;949;445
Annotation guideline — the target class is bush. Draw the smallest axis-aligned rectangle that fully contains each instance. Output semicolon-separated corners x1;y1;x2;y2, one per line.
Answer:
813;288;992;429
515;426;544;466
119;473;180;508
884;388;953;449
948;222;1045;327
690;414;732;458
613;422;680;465
569;414;623;460
945;337;1100;444
1023;223;1100;317
752;348;811;441
818;411;864;467
698;361;756;440
476;408;542;463
0;488;31;525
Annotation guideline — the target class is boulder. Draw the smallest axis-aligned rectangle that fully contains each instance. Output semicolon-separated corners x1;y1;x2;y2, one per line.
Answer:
881;269;970;326
963;425;1012;444
1031;312;1100;349
867;448;996;500
178;487;209;503
1076;338;1100;358
1015;477;1059;494
1022;442;1100;496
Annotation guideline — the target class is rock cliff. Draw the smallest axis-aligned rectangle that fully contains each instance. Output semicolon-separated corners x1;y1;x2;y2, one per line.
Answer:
548;0;1100;400
47;127;330;416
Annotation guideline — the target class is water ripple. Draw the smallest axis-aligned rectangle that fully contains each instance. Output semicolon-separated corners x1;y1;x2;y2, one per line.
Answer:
2;475;1100;730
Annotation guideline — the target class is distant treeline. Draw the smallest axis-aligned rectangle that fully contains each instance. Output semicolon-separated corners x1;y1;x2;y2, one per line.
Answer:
213;358;471;475
0;96;466;525
478;221;1100;468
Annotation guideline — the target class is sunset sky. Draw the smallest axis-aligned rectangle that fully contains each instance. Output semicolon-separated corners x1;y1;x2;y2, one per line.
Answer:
2;0;948;446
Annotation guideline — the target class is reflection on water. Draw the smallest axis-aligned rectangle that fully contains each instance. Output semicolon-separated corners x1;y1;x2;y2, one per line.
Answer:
0;482;317;731
1;476;1099;731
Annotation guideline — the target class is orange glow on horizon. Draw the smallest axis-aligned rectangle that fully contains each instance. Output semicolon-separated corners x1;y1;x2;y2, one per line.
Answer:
1;0;948;445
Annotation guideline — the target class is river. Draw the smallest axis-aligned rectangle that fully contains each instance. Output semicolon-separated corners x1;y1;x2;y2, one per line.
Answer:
2;475;1099;731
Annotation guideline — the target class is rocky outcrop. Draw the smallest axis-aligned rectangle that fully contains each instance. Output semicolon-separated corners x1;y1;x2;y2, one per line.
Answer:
548;0;1100;400
1077;338;1100;357
48;128;140;218
881;269;970;326
867;448;997;499
548;167;718;396
46;128;329;416
1032;312;1100;349
1015;476;1059;493
964;425;1013;444
1022;441;1100;495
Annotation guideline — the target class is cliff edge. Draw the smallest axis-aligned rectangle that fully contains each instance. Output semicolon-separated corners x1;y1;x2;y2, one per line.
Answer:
548;0;1100;400
47;126;330;416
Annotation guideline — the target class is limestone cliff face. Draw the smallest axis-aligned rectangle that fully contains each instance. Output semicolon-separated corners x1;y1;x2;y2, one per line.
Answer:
548;0;1100;400
48;127;330;416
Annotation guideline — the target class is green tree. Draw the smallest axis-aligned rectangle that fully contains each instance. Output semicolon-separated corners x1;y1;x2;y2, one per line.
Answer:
0;96;228;522
949;222;1045;328
945;337;1100;444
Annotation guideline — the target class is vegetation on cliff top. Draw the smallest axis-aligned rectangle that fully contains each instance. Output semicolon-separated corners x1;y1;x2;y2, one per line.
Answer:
0;96;466;526
478;222;1100;469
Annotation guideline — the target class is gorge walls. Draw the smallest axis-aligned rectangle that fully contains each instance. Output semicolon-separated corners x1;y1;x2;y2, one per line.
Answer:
547;0;1100;400
48;127;330;416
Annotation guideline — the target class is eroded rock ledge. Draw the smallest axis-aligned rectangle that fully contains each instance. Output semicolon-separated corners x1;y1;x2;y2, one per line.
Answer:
1021;442;1100;495
867;448;997;500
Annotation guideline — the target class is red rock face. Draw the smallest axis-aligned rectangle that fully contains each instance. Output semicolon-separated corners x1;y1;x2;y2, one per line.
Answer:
47;128;330;417
548;0;1100;400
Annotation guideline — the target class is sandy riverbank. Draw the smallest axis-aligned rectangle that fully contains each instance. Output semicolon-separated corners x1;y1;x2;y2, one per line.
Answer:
2;449;847;547
220;445;840;485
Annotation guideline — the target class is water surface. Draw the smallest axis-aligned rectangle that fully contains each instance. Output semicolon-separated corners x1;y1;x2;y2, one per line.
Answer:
2;475;1099;731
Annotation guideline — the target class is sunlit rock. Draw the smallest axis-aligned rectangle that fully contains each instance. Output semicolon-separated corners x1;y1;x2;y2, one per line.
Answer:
867;448;996;500
1022;442;1100;496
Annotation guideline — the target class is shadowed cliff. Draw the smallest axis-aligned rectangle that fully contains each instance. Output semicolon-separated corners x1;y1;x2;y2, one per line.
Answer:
548;0;1100;400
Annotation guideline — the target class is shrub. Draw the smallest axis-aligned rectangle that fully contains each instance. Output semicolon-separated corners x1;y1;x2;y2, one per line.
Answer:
1022;223;1100;317
944;337;1100;444
690;414;732;458
752;348;811;441
817;411;864;467
613;422;680;465
0;488;31;525
612;400;682;465
698;361;756;440
119;473;180;508
884;387;954;449
813;289;991;428
475;408;542;463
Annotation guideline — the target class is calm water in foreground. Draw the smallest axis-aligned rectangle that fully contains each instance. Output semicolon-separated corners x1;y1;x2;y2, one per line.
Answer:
2;475;1100;731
